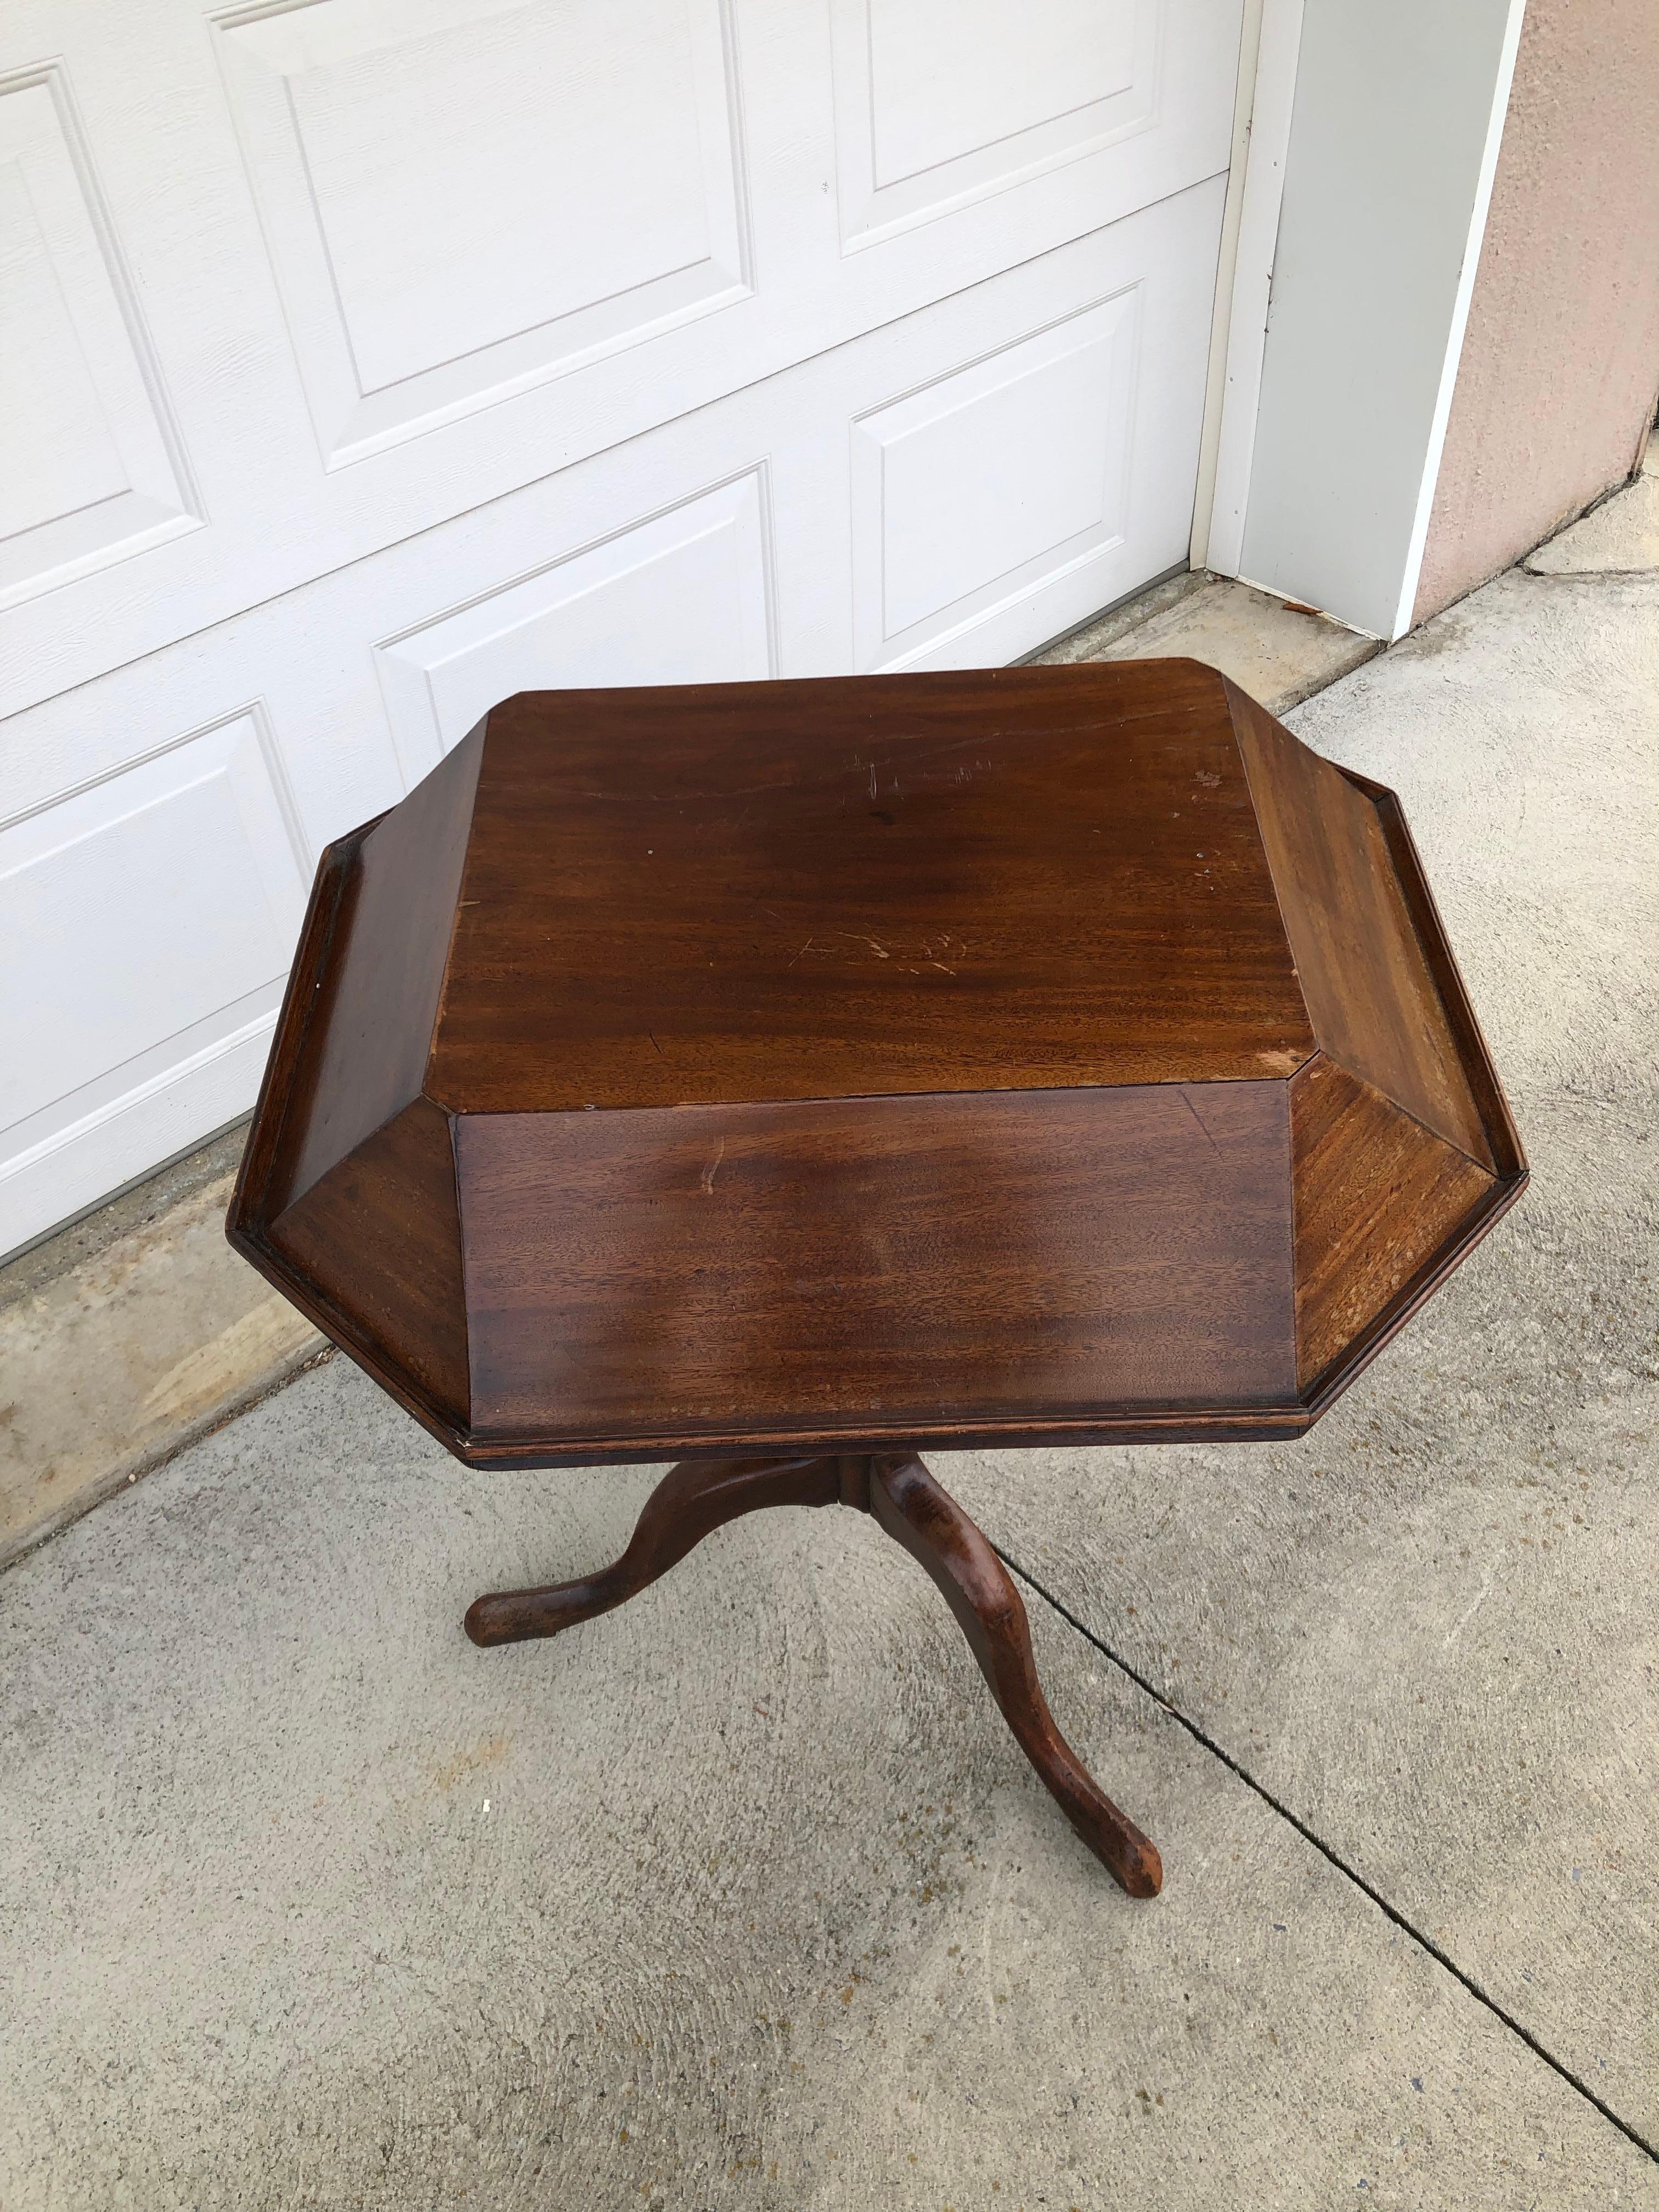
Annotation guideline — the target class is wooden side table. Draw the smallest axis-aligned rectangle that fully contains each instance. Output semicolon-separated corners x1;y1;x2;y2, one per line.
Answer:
229;663;1525;1897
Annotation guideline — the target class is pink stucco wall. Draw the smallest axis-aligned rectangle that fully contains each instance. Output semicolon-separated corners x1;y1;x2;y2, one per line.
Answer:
1413;0;1659;624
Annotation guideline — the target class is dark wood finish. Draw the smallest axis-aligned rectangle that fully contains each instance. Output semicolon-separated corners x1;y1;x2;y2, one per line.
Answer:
464;1454;845;1644
229;660;1525;1464
266;718;484;1218
268;1094;470;1429
228;663;1527;1891
1299;1155;1526;1421
455;1404;1313;1471
1340;766;1526;1182
466;1448;1161;1898
458;1082;1295;1452
230;819;369;1239
1227;678;1496;1171
868;1452;1161;1896
430;665;1313;1113
1291;1053;1496;1390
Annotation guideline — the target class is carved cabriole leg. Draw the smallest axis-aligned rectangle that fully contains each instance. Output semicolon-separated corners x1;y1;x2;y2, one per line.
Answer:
868;1453;1162;1899
464;1447;1162;1898
464;1455;842;1646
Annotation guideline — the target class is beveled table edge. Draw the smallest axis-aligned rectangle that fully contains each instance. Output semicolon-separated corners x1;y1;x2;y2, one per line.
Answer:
1333;763;1526;1181
224;732;1530;1475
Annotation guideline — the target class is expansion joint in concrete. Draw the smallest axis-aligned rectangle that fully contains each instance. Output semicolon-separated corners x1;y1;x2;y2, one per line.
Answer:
997;1544;1659;2171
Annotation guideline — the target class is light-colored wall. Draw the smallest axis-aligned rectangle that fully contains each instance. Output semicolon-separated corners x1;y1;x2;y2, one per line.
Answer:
1237;0;1522;639
1413;0;1659;623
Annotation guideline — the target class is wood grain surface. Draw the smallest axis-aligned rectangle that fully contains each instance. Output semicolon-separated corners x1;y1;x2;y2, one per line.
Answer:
1227;679;1495;1171
267;1094;470;1429
456;1081;1296;1449
428;665;1314;1112
228;663;1525;1460
267;719;483;1216
1290;1053;1497;1391
463;1443;1164;1895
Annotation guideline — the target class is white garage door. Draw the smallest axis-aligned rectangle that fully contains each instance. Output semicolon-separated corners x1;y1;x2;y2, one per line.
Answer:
0;0;1242;1255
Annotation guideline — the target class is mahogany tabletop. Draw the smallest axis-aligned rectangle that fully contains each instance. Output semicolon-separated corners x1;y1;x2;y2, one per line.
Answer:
229;661;1525;1470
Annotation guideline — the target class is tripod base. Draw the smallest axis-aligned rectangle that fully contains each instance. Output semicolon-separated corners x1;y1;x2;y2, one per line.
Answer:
465;1450;1160;1899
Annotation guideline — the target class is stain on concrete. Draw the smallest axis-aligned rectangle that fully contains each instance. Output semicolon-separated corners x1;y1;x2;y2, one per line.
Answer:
0;1170;321;1565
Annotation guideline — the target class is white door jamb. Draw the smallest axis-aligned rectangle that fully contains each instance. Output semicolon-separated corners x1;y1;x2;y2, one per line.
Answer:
1200;0;1525;641
1189;0;1303;579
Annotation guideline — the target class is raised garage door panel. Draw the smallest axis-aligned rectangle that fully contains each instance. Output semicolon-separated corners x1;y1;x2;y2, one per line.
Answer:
833;0;1158;245
0;64;198;610
212;0;748;464
0;0;1239;1252
0;710;308;1246
853;290;1141;669
373;474;775;778
0;186;1229;1255
0;0;1240;715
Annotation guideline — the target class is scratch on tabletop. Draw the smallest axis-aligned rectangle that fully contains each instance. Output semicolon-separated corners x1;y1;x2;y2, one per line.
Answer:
1178;1087;1223;1160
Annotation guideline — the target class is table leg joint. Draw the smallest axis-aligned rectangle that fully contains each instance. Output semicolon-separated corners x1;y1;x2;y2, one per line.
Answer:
464;1444;1161;1896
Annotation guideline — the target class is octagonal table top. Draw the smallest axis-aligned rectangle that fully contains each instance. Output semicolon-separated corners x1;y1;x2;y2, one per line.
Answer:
229;662;1525;1468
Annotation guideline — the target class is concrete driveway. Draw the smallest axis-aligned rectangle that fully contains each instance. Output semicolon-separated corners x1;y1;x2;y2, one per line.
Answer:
2;541;1655;2208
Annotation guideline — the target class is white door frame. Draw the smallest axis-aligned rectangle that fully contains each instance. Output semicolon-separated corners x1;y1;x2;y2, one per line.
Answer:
1193;0;1527;640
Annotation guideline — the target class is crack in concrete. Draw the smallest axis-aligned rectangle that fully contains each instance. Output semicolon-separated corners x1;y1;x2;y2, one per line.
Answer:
1000;1545;1659;2169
